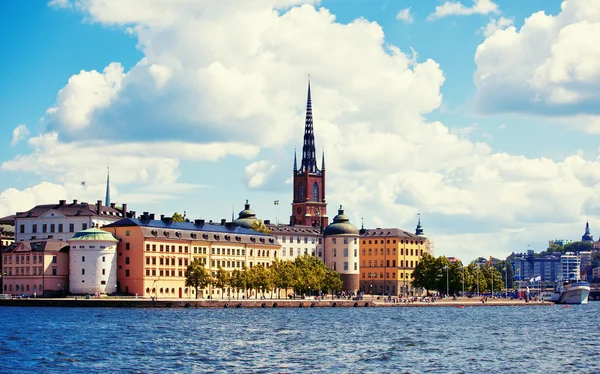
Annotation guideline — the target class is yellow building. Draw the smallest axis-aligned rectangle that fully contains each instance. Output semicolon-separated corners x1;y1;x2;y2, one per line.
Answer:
102;214;280;299
359;228;428;297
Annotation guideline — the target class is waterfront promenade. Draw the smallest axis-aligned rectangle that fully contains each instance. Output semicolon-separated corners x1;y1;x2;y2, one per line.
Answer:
0;296;553;308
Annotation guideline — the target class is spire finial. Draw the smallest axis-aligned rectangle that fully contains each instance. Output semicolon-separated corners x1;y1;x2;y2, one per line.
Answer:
293;147;297;171
321;148;325;171
105;166;111;206
415;212;424;236
361;217;364;230
300;76;318;174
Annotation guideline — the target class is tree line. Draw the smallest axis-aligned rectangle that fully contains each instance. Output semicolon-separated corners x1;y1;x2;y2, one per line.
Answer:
412;253;510;296
185;254;343;299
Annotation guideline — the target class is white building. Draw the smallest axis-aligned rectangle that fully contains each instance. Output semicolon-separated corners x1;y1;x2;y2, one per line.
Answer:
69;228;118;295
560;252;581;281
323;206;360;292
268;223;323;261
14;200;130;242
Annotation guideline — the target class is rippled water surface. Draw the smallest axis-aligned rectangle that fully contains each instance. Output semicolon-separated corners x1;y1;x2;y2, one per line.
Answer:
2;303;599;373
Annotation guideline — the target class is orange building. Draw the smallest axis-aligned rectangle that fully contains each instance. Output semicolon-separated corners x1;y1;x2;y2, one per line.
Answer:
359;228;428;297
102;213;280;299
1;239;69;296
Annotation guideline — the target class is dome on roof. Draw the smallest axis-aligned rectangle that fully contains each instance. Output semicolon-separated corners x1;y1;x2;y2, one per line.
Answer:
324;205;358;236
233;200;258;229
70;228;118;242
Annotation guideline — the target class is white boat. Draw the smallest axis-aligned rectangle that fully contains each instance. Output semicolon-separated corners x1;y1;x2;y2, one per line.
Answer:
539;281;590;304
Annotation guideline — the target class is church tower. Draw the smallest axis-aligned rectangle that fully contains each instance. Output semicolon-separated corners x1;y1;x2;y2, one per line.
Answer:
290;78;327;228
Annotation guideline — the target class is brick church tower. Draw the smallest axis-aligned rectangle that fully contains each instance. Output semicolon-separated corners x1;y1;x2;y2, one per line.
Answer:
290;79;328;228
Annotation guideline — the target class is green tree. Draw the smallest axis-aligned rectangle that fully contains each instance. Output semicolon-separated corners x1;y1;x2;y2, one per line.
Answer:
185;259;211;299
250;219;272;234
564;241;592;253
229;269;242;299
172;212;185;222
214;267;230;299
412;253;442;295
271;259;296;298
323;269;343;299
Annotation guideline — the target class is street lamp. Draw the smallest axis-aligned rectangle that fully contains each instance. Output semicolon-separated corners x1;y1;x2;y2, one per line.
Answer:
442;266;449;297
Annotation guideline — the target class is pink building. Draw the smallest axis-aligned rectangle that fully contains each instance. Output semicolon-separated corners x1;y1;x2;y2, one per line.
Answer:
1;240;69;296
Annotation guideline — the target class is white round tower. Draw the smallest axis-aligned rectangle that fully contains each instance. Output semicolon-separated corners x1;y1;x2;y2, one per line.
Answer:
69;228;118;295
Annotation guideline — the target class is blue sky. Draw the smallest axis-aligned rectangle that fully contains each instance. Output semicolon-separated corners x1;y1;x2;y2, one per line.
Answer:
1;0;599;261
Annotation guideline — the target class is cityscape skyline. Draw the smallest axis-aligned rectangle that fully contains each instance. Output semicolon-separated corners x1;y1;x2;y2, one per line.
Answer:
2;0;600;262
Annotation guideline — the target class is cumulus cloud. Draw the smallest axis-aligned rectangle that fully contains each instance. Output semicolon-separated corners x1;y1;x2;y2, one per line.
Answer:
46;62;125;131
2;0;595;261
479;16;513;37
396;8;413;23
428;0;499;20
0;182;68;218
474;0;600;120
11;124;30;146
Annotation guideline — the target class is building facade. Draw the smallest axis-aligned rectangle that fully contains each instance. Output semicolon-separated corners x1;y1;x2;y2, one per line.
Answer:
323;206;360;292
1;239;69;296
290;80;328;228
14;199;131;242
510;251;561;284
359;227;427;297
102;213;280;299
68;228;118;295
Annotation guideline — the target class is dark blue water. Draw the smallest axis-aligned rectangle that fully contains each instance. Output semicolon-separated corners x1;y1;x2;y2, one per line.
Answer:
2;303;599;373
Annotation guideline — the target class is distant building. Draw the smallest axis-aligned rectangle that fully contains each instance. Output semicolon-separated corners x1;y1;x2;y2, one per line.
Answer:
510;251;561;284
549;239;574;247
68;228;118;295
1;239;69;296
561;252;581;281
359;222;428;297
267;223;323;261
582;222;594;243
14;199;131;242
102;213;280;299
323;206;360;292
0;223;15;248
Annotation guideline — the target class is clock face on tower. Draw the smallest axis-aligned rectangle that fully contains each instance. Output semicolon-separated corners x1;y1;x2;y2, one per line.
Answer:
296;207;302;214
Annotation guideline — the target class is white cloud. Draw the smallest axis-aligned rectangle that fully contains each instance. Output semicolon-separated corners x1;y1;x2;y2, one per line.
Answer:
0;182;68;218
480;16;513;37
8;0;598;262
46;62;125;131
474;0;600;121
11;124;30;146
47;0;71;8
396;8;413;24
428;0;499;20
244;161;277;188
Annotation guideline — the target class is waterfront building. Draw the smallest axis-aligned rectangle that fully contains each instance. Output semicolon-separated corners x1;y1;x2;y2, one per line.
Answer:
102;213;280;299
1;239;69;296
68;228;118;295
561;252;581;281
510;251;561;284
323;206;360;292
268;223;323;261
290;79;328;228
0;223;15;248
14;199;131;242
359;223;428;297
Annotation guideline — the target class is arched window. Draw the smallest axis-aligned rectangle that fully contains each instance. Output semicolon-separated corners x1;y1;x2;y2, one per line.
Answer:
298;184;304;201
146;288;150;293
312;182;319;201
160;288;164;294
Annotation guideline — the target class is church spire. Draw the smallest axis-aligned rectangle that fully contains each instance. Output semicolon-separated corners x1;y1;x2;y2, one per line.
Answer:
415;213;424;236
321;149;325;171
293;147;297;172
300;76;318;174
105;167;111;206
582;221;593;242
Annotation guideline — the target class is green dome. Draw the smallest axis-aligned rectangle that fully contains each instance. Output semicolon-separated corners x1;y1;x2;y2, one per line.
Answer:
70;228;118;242
324;206;358;236
233;200;258;229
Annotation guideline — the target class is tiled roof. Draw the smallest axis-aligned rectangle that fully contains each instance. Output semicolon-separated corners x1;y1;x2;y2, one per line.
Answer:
104;218;278;246
359;228;427;240
2;239;69;253
14;201;124;219
0;215;15;225
266;224;322;236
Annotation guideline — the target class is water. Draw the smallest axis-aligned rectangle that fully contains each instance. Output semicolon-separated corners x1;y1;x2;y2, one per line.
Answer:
1;303;599;373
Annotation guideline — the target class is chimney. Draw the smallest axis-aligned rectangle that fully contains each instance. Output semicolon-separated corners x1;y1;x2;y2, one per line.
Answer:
160;214;165;220
96;200;103;215
194;219;204;225
73;199;78;204
131;211;136;218
110;202;116;209
150;214;155;220
209;220;213;224
122;204;128;217
221;219;226;225
162;216;173;224
59;200;66;206
264;220;271;225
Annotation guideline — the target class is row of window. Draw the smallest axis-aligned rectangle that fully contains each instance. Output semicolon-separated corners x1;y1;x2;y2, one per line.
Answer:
4;267;58;276
145;257;190;267
331;238;358;245
3;284;43;292
332;248;358;257
4;255;56;265
361;248;423;256
362;272;413;279
80;268;107;276
71;245;108;249
276;236;322;244
19;223;86;234
331;262;358;271
362;239;424;245
145;243;189;253
76;256;108;263
361;260;418;268
281;248;318;257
